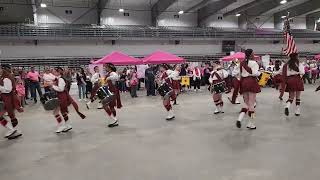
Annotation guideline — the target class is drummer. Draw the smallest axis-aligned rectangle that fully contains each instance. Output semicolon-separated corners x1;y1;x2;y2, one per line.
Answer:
209;62;229;114
103;63;122;128
86;66;101;109
51;67;86;133
0;64;23;139
159;64;176;120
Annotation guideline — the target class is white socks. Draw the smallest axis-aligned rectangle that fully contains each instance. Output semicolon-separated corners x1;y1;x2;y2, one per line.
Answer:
238;112;246;122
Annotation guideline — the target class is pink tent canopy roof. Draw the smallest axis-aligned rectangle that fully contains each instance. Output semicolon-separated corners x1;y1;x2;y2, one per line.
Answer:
142;50;185;64
315;54;320;60
222;52;260;62
92;51;142;65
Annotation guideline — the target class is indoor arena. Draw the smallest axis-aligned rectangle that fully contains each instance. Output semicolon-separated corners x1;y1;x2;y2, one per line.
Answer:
1;0;320;179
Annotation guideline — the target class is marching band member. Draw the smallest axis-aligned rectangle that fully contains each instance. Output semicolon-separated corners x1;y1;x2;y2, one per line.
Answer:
272;60;284;100
159;64;176;120
86;66;101;109
51;67;86;133
0;64;23;139
282;53;305;116
228;60;241;104
169;65;181;105
103;63;122;128
236;49;261;130
209;63;229;114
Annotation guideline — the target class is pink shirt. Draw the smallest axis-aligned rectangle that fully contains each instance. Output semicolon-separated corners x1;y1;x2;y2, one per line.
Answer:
27;71;40;82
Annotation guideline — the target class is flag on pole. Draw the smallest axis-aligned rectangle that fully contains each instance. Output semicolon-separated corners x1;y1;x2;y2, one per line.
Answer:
283;16;297;56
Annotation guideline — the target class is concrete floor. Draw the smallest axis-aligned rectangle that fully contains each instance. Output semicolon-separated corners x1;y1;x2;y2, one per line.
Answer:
1;85;320;180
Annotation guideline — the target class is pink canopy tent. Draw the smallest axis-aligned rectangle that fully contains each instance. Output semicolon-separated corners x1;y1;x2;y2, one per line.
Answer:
222;52;260;62
92;51;142;65
315;54;320;60
142;50;185;64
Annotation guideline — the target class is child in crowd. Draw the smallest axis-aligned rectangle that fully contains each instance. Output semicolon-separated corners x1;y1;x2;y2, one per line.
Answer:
15;77;26;107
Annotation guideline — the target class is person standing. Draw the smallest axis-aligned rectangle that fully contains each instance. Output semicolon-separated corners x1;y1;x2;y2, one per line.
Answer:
103;63;122;127
209;63;229;114
236;49;261;130
169;65;181;105
282;53;305;116
145;65;156;96
27;66;42;103
272;60;285;100
193;65;201;92
228;61;241;104
129;68;138;98
76;68;87;101
0;64;23;139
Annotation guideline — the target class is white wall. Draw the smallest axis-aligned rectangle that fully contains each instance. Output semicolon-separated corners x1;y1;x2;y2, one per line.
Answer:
157;12;197;27
36;7;97;24
0;40;221;58
101;10;151;26
202;15;239;28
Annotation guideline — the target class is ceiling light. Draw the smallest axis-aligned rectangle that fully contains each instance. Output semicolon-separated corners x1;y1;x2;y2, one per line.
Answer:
236;13;241;17
178;10;184;15
281;15;287;19
280;0;287;4
119;8;124;12
40;3;47;8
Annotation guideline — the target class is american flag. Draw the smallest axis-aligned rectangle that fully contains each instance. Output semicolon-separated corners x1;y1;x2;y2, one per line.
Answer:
283;16;297;56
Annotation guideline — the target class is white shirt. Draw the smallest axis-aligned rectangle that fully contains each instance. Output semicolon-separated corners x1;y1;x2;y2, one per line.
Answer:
52;77;66;92
241;60;260;77
43;73;56;86
168;70;180;80
193;68;201;79
272;65;283;76
286;63;305;76
0;78;13;93
91;72;100;84
106;72;119;84
209;69;229;83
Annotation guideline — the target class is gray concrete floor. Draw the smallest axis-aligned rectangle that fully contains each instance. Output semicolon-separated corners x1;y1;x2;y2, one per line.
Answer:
1;85;320;180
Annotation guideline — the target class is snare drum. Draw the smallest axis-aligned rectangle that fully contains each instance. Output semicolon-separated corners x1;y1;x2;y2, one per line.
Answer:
96;86;114;106
41;91;59;111
157;83;173;97
210;81;226;94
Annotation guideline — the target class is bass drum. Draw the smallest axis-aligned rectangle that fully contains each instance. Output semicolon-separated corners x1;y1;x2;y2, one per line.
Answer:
41;91;59;111
157;83;173;98
211;81;226;94
96;86;115;106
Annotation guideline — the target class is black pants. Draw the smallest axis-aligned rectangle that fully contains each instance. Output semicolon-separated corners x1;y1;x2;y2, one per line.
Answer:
194;78;201;90
146;80;156;96
30;81;43;100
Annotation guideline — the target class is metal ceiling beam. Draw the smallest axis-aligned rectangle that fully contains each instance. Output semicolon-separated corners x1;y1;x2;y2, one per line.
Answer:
274;0;320;29
241;0;293;17
151;0;177;26
97;0;110;25
223;0;270;17
185;0;215;13
198;0;236;24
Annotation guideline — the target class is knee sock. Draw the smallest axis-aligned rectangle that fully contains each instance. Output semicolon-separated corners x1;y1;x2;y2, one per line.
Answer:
296;99;301;106
11;118;18;128
62;113;69;122
55;115;62;124
238;108;248;122
286;99;293;108
248;111;255;118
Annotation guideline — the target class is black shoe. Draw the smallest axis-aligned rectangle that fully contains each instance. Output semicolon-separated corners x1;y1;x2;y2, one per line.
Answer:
248;127;257;130
7;131;22;140
236;121;241;128
279;97;283;101
295;113;300;117
285;108;289;116
108;121;119;128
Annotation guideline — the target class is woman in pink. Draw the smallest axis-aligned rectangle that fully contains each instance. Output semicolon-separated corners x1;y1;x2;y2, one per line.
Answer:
129;68;138;98
15;78;26;107
193;66;201;92
42;67;56;93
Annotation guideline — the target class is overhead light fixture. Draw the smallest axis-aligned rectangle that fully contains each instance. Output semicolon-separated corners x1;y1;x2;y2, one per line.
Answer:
178;10;184;15
119;8;124;12
281;15;287;19
40;3;47;8
280;0;287;4
236;13;241;17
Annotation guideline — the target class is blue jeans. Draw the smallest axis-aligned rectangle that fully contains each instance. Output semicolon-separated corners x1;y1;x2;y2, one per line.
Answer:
78;84;86;99
30;81;42;101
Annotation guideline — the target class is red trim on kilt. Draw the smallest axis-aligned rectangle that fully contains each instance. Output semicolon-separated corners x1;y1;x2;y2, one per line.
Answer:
285;75;304;92
240;77;261;94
